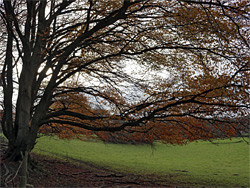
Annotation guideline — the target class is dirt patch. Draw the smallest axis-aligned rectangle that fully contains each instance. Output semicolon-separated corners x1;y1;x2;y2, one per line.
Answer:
29;154;170;187
1;143;173;187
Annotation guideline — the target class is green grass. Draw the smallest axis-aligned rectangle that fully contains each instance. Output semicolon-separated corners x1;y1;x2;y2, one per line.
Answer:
33;136;249;187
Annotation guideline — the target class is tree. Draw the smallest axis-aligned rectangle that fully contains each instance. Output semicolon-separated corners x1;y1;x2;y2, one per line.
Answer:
0;0;249;163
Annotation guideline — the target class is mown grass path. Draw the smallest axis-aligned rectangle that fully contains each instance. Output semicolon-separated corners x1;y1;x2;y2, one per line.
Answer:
33;136;249;187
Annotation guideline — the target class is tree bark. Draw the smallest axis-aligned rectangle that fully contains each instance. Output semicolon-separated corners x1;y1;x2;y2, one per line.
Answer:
2;0;15;147
4;128;38;162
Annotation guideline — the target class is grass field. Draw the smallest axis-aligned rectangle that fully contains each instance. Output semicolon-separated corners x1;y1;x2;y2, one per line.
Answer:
33;136;249;187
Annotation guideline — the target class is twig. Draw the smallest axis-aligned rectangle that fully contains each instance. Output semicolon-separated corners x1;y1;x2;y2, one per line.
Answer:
3;163;11;187
5;160;23;185
95;173;124;178
3;163;9;178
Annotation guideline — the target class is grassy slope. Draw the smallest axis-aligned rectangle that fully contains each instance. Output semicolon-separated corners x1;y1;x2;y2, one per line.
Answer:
33;136;249;187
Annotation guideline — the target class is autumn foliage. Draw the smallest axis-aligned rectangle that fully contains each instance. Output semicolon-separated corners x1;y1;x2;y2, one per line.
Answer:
39;88;240;145
39;92;97;140
0;0;249;163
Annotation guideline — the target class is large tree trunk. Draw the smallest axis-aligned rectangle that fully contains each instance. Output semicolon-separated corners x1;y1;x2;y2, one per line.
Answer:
4;131;37;162
4;56;38;161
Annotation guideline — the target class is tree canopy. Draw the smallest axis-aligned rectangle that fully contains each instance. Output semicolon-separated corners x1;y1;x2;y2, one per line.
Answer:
0;0;249;160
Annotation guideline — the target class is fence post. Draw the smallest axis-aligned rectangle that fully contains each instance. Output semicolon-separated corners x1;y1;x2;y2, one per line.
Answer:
20;151;28;188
